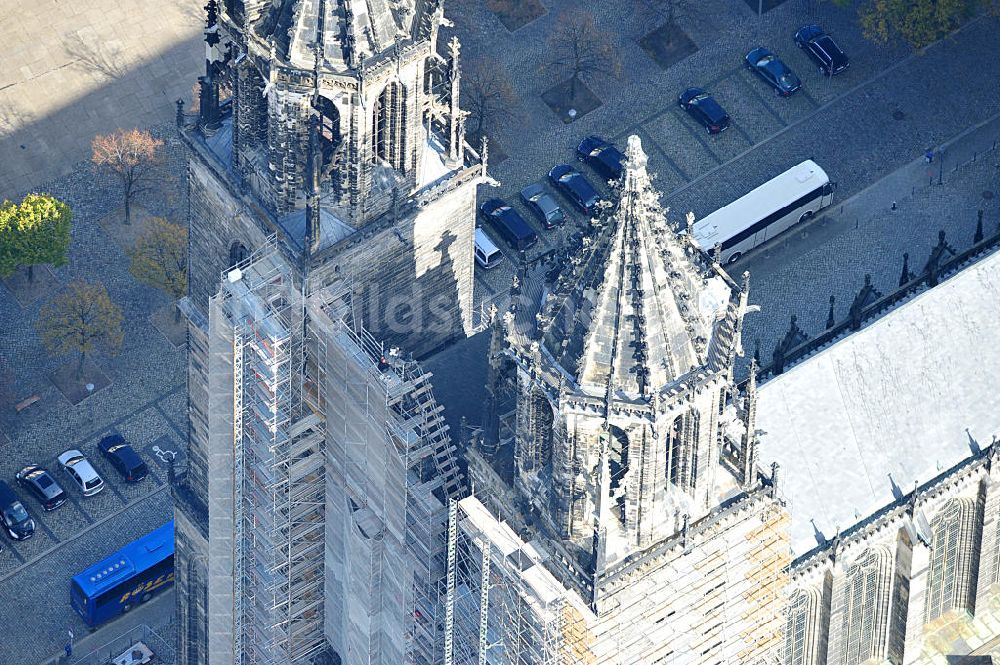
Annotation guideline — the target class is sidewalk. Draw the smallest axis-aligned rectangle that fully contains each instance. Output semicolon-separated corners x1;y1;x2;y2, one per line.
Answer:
738;110;1000;374
834;109;1000;226
39;589;175;665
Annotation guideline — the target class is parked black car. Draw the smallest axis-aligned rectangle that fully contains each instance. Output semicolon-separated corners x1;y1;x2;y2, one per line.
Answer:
479;199;538;252
519;183;567;229
678;88;731;134
576;136;625;182
0;480;35;541
745;47;801;96
98;433;149;483
548;165;602;215
795;25;850;76
15;465;67;511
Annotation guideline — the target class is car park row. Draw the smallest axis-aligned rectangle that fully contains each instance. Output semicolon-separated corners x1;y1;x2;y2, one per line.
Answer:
0;434;150;553
474;24;850;269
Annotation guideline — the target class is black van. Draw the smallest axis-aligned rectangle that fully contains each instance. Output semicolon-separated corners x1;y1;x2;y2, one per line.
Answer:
479;198;538;252
0;480;35;541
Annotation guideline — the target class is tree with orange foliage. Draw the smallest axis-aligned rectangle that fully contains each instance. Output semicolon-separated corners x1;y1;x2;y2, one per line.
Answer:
91;129;163;225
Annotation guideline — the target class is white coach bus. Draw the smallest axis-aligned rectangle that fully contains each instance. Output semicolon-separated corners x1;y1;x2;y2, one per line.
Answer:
693;160;835;264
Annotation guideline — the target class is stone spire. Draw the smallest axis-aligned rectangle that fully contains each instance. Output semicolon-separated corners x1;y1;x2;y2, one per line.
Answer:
446;36;466;167
549;135;724;398
740;358;759;488
246;0;436;72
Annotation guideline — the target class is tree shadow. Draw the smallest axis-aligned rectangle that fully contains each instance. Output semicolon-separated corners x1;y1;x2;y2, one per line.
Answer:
0;100;36;140
62;34;128;81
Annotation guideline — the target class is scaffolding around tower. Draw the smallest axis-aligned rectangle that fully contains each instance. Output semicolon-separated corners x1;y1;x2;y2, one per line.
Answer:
209;237;327;664
444;496;588;665
307;283;465;665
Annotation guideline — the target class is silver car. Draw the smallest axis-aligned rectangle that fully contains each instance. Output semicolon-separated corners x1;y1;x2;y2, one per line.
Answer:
58;449;105;496
519;183;567;229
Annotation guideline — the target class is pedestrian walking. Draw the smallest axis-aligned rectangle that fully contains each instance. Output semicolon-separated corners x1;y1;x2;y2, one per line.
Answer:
925;149;934;163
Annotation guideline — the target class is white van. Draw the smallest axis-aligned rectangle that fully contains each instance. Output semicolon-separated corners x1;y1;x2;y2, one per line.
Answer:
474;228;505;269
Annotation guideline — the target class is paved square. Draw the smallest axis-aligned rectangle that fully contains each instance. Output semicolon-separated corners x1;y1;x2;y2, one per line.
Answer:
0;0;203;196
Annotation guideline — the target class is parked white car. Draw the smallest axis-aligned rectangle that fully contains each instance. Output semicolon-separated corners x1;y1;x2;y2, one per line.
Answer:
57;449;105;497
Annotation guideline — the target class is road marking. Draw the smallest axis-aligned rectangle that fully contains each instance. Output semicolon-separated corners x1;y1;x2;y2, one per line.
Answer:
0;484;169;585
634;125;690;182
151;444;177;464
729;121;756;147
104;474;128;505
35;516;59;544
4;541;26;564
57;473;95;525
673;108;724;165
798;86;820;110
732;72;788;127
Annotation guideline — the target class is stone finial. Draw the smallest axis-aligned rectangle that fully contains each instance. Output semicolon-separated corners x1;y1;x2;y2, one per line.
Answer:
741;270;750;294
685;211;695;236
680;514;690;550
770;461;780;497
175;99;185;127
480;135;489;178
448;35;461;60
501;309;515;333
712;242;722;265
205;0;219;30
899;253;913;287
829;526;842;564
907;481;919;514
623;135;648;175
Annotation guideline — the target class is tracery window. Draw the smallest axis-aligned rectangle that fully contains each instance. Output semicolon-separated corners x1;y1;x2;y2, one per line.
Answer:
925;498;981;622
840;547;892;665
373;82;407;170
784;587;824;665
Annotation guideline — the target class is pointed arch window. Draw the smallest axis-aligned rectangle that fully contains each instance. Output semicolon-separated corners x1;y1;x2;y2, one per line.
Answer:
315;95;340;169
925;498;982;622
607;425;630;521
841;547;893;665
373;82;407;170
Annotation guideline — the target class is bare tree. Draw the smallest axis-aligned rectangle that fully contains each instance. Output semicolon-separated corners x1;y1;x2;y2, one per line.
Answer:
639;0;691;25
91;129;163;225
546;10;622;101
462;64;518;138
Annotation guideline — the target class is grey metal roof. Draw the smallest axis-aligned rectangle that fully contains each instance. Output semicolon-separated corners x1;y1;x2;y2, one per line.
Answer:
757;247;1000;556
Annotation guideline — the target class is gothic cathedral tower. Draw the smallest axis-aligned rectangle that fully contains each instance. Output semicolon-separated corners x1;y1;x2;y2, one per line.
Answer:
174;2;482;664
186;0;481;356
459;137;789;664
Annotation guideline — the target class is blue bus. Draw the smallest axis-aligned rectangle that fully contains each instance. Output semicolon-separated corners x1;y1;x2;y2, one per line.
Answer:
70;520;174;627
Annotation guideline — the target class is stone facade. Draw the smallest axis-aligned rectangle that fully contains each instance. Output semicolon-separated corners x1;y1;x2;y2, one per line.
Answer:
784;447;1000;665
175;1;481;664
447;137;788;664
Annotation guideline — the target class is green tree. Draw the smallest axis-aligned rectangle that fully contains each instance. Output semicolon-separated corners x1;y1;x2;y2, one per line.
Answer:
36;281;124;379
0;193;72;281
128;217;188;322
851;0;982;49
